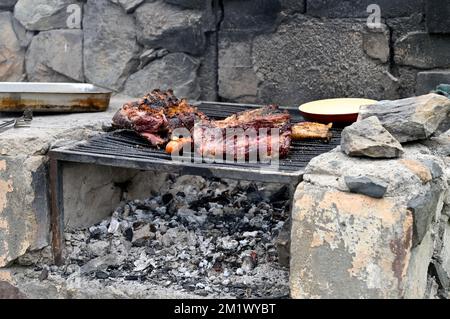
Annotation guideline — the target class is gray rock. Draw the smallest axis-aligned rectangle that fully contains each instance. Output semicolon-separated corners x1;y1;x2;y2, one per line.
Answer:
164;0;206;9
0;0;18;10
279;0;305;14
344;175;389;198
395;32;450;69
26;29;84;82
11;15;34;48
362;24;390;63
408;187;443;247
138;48;168;69
416;71;450;95
80;254;123;274
123;53;201;99
83;0;139;90
426;0;450;34
0;281;26;299
218;37;258;102
109;0;144;13
14;0;80;31
135;1;206;56
358;94;450;143
341;116;404;158
251;15;395;106
0;12;25;81
221;0;281;34
275;218;290;267
306;0;424;18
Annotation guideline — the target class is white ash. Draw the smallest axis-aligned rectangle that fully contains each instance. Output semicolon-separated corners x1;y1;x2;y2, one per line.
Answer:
34;177;290;298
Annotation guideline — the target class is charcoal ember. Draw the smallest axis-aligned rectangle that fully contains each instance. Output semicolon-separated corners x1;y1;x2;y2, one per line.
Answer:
52;177;289;298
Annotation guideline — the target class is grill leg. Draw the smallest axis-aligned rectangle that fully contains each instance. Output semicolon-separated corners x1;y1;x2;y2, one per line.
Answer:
50;157;64;266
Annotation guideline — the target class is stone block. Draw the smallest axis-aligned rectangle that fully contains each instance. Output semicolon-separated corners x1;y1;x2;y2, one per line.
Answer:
14;0;80;31
63;163;168;230
416;71;450;95
26;29;84;82
404;231;435;298
306;0;424;18
221;0;281;34
123;53;201;100
362;24;390;63
83;0;139;91
290;184;413;298
426;0;450;34
395;32;450;69
135;1;208;56
0;12;25;82
218;36;258;102
251;15;396;106
0;0;17;10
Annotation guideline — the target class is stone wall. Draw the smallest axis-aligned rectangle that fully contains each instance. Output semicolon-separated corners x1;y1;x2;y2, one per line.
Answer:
0;0;449;105
290;94;450;299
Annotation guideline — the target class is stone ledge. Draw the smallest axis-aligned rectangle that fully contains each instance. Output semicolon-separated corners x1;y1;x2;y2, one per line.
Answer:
291;138;450;298
0;96;170;267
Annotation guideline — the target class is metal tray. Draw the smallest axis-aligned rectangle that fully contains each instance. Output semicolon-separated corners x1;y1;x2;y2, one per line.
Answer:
0;82;112;113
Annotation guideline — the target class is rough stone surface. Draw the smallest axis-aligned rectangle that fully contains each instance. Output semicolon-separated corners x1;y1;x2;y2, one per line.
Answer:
358;94;450;143
291;184;413;299
63;164;168;230
14;0;80;31
395;32;450;69
306;0;424;18
26;29;83;82
344;175;388;199
164;0;207;9
404;231;435;298
292;141;448;298
251;16;395;106
0;12;25;81
221;0;281;34
362;24;390;63
83;0;139;91
416;71;450;95
135;1;207;56
341;116;404;158
426;0;450;34
0;281;26;299
0;97;129;266
218;37;258;102
0;0;17;10
109;0;144;13
123;53;201;99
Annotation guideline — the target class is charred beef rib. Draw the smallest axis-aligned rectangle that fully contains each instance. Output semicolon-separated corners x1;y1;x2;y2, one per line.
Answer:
193;105;292;160
112;89;207;146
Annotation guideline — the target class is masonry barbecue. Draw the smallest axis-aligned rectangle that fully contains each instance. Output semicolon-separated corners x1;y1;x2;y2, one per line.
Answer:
49;101;342;264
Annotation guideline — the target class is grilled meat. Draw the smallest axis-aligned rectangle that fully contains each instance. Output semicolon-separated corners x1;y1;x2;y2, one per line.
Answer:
292;122;333;142
194;105;292;160
112;89;207;146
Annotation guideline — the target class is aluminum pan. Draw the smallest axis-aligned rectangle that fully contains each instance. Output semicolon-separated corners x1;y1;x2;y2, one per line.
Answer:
0;82;112;113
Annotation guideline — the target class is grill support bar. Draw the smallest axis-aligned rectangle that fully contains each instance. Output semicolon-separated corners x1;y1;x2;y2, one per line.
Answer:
48;101;341;264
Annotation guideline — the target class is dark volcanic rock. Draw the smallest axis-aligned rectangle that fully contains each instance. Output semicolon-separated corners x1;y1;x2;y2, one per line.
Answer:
358;94;450;143
344;175;389;199
395;32;450;69
135;1;207;56
83;0;139;90
341;116;404;158
123;53;201;99
26;29;84;82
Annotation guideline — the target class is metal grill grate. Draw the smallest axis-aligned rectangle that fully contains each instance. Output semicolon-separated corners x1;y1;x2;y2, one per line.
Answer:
51;102;342;184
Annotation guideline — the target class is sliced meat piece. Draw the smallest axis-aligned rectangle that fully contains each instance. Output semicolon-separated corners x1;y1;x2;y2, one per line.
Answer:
292;122;333;142
194;105;292;160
